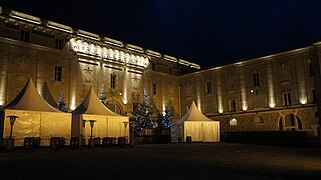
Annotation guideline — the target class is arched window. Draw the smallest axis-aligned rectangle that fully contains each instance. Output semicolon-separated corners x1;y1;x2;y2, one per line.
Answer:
254;115;264;124
107;103;121;115
279;114;303;131
229;118;237;126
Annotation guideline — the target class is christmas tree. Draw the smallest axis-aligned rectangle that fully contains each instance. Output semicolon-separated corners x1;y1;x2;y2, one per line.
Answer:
157;105;172;129
57;91;67;112
130;88;154;132
98;83;107;106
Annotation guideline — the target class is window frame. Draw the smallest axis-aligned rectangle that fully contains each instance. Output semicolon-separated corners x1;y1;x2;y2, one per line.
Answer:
206;81;212;94
19;30;30;42
54;65;62;82
110;74;116;89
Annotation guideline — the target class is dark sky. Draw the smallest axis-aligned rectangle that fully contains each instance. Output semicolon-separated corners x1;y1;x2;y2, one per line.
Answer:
2;0;321;68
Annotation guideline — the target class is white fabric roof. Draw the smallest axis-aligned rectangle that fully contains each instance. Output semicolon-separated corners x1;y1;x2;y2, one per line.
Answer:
1;78;59;112
72;87;120;116
174;101;213;125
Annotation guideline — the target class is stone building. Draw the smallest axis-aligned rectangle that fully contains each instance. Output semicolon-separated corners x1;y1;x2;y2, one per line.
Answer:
0;7;199;120
180;45;321;139
0;7;320;140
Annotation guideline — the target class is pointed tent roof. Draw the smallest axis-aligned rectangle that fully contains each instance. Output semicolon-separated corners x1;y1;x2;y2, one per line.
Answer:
174;101;213;125
1;78;59;112
72;87;120;116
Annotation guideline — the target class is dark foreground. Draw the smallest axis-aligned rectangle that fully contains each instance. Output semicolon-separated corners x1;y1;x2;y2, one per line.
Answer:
0;143;321;179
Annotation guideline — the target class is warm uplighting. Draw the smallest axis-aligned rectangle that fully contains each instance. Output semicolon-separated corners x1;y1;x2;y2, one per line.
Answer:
266;64;276;109
70;95;76;110
269;103;275;108
300;99;307;105
197;97;202;112
0;75;6;106
123;99;127;105
242;105;248;111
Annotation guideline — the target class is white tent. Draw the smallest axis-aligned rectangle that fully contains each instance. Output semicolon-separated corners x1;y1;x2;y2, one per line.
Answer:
0;78;71;146
171;101;220;142
72;87;129;144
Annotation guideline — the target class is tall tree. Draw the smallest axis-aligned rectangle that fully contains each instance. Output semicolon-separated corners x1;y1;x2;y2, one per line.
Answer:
98;83;107;106
130;88;154;132
159;105;172;129
57;91;67;112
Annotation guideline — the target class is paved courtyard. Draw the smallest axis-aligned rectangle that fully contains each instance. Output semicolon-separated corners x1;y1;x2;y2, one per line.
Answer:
0;143;320;179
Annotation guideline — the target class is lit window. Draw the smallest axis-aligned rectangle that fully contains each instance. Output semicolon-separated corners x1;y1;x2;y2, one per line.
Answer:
20;30;30;42
253;70;260;86
283;93;291;106
54;65;62;82
55;38;63;50
110;74;116;89
229;118;237;126
206;81;212;94
153;83;157;95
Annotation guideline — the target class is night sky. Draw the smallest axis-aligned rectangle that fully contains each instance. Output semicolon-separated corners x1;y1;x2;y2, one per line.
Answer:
2;0;321;69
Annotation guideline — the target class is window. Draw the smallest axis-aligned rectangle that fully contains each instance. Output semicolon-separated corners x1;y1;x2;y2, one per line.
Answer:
280;114;302;131
206;81;212;94
20;30;30;42
283;93;291;106
110;74;116;89
186;105;190;112
229;99;236;112
54;65;62;82
107;103;121;114
229;118;237;126
308;59;314;77
312;89;316;103
55;38;63;50
153;83;157;95
253;71;260;86
152;63;156;70
255;115;264;124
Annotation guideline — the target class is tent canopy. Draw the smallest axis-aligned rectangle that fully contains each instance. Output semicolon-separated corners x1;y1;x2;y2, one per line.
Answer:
0;78;71;146
171;101;220;142
72;87;120;116
71;87;128;140
174;101;213;125
1;78;59;112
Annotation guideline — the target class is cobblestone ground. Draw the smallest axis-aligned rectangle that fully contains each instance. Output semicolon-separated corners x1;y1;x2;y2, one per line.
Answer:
0;143;320;179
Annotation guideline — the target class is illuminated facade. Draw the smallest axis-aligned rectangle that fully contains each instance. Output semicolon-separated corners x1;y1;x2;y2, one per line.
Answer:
180;46;321;139
0;7;320;140
0;7;199;120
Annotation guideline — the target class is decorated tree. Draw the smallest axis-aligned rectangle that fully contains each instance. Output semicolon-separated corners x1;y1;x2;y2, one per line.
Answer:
130;88;154;132
98;83;107;106
160;105;172;129
57;91;67;112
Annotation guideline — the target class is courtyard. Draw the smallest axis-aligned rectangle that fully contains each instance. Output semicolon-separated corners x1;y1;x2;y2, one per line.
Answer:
0;143;320;179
